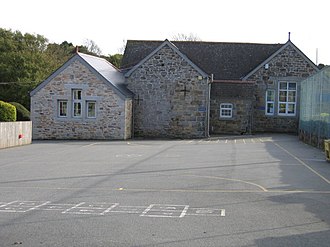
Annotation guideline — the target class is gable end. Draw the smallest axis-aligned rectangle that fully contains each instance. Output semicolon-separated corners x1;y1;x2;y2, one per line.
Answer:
125;40;208;78
243;41;319;80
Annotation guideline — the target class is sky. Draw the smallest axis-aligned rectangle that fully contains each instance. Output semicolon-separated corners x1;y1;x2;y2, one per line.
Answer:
1;0;329;65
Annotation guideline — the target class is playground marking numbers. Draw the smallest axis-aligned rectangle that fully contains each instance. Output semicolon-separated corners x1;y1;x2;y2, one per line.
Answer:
0;200;225;219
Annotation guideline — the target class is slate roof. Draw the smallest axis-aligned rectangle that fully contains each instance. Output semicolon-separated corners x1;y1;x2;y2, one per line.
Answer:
79;53;133;98
121;40;284;80
31;53;133;99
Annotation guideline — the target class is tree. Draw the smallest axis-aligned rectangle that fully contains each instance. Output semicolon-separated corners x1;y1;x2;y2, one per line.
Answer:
0;28;61;109
103;54;123;68
84;39;102;55
171;33;202;41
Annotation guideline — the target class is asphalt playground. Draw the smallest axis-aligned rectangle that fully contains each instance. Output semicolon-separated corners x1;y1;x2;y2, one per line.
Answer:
0;134;330;246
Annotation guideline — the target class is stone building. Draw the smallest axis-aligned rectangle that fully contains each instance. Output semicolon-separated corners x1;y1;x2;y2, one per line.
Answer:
122;39;319;136
31;38;319;139
30;53;133;140
124;40;209;138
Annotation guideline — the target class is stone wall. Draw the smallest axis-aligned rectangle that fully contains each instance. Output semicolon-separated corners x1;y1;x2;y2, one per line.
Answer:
31;60;131;140
247;44;318;133
126;45;209;138
210;82;256;134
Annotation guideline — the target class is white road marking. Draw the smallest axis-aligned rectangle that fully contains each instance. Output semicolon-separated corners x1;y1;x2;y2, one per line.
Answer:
101;203;119;215
179;205;190;218
62;202;85;214
0;200;224;218
25;201;51;212
273;142;330;184
82;143;98;148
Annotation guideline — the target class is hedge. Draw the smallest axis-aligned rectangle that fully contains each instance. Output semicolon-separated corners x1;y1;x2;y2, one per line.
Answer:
9;102;30;121
0;100;17;122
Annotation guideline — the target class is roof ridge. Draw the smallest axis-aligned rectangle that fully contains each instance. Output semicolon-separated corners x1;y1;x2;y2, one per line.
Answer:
78;52;120;71
126;39;284;46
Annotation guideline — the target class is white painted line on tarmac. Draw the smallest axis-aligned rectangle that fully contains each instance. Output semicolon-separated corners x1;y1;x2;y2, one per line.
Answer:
179;205;190;218
26;201;51;212
140;204;153;217
221;209;226;216
81;143;98;148
0;201;18;212
101;203;119;215
273;142;330;184
62;202;85;214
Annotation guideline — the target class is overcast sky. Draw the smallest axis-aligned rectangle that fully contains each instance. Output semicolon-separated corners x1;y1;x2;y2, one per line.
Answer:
1;0;329;65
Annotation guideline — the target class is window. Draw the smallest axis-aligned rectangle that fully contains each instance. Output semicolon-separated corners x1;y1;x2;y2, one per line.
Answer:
265;90;275;115
58;100;68;117
72;89;82;117
86;101;96;118
220;103;233;118
278;82;296;116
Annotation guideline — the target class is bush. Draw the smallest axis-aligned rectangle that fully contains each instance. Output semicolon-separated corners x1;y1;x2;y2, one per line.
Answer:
0;100;17;122
9;102;30;121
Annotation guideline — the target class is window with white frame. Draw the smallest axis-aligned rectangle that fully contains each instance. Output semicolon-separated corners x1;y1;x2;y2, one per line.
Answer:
220;103;233;118
72;89;82;117
278;82;296;116
58;100;68;117
265;90;275;115
86;101;96;118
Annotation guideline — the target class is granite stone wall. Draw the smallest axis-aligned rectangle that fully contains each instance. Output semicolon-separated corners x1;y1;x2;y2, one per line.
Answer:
210;82;256;134
126;45;209;138
31;60;131;140
247;44;318;133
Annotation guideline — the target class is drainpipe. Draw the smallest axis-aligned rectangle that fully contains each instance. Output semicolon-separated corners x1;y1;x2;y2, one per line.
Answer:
206;74;213;138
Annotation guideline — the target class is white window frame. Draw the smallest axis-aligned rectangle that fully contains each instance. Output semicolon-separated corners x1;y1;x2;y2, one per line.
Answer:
278;82;296;116
58;100;68;117
86;101;96;118
72;89;82;118
265;90;275;115
220;103;233;118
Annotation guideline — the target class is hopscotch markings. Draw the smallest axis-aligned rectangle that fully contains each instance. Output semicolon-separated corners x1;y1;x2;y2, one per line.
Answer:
39;203;77;211
186;208;225;217
140;204;189;218
0;201;50;213
111;205;146;214
101;203;119;215
62;202;118;215
0;201;225;218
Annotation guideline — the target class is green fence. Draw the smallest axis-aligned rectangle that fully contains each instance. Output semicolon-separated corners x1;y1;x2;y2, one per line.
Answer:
299;67;330;148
